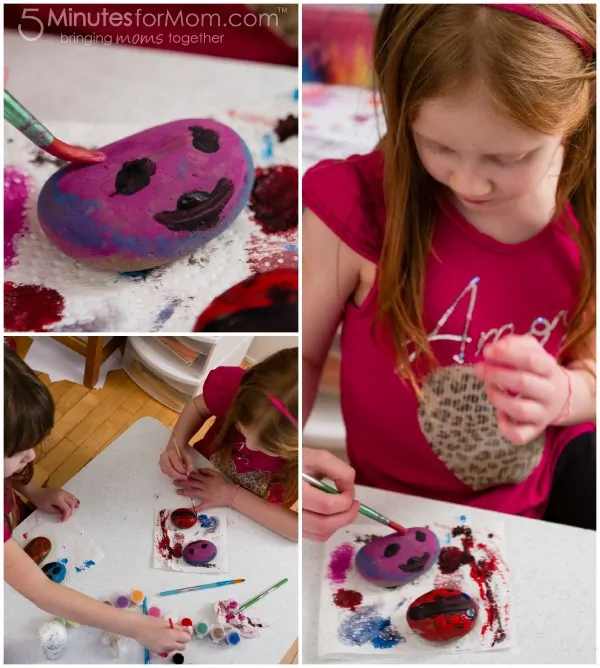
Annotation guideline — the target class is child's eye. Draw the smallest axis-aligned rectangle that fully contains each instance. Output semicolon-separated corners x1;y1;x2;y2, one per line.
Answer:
488;153;529;168
427;143;453;155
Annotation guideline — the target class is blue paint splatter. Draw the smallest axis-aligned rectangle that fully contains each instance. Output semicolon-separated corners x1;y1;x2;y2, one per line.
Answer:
460;515;467;522
371;619;405;649
116;269;154;283
60;558;68;564
444;532;452;545
395;598;407;610
198;514;220;533
75;559;96;573
283;243;298;252
260;133;274;160
152;298;181;329
293;88;298;101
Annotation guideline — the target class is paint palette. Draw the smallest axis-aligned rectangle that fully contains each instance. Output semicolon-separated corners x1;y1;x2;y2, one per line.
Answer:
37;119;254;272
317;520;512;660
153;508;228;574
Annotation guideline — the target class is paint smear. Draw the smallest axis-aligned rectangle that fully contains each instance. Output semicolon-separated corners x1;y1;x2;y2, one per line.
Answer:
248;165;298;233
246;226;297;275
4;168;30;268
333;588;363;612
338;606;404;649
198;514;220;533
152;298;181;330
4;282;65;331
74;559;96;573
156;510;184;561
327;543;354;584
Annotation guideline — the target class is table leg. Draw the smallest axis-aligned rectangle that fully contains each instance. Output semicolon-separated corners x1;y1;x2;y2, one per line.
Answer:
83;337;104;389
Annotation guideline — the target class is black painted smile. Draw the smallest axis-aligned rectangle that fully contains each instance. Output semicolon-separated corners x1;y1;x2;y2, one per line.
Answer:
154;178;234;232
399;552;430;573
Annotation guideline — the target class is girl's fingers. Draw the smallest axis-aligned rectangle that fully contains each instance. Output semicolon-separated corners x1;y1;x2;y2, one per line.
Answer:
302;529;335;543
478;365;550;401
496;410;542;445
302;482;354;515
483;336;555;376
302;502;360;537
486;384;545;424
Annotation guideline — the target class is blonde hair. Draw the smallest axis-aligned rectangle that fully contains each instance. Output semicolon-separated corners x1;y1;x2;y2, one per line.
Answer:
373;4;596;390
212;348;298;506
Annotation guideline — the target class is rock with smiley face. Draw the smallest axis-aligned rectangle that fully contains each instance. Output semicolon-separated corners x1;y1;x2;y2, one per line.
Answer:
355;528;440;587
37;119;254;272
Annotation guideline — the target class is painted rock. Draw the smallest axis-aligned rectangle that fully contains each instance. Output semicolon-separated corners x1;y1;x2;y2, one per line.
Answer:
355;528;440;587
24;536;52;565
171;508;197;529
193;269;298;332
182;540;217;566
407;588;478;642
42;561;67;584
37;119;254;272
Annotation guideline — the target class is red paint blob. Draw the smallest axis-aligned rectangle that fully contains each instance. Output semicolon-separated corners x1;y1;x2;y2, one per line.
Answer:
248;165;298;232
333;588;363;611
157;509;184;561
180;618;193;627
4;282;65;331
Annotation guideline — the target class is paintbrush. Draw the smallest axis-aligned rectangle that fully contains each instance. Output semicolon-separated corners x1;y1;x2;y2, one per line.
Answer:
4;90;105;164
236;578;288;614
159;578;245;597
142;597;150;664
302;473;406;534
171;433;197;514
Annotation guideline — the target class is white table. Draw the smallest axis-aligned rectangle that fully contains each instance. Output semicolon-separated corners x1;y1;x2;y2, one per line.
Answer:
302;483;596;664
4;418;298;664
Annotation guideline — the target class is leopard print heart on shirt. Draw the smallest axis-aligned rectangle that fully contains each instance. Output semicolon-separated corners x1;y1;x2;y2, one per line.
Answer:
417;364;545;491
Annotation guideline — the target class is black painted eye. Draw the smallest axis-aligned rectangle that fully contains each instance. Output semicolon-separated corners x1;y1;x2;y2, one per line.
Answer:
114;158;156;195
415;530;427;542
189;126;219;153
384;543;400;558
201;543;208;549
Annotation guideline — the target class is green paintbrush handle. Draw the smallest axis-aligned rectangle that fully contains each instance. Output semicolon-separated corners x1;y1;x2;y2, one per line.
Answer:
237;578;288;613
302;473;391;526
4;90;53;147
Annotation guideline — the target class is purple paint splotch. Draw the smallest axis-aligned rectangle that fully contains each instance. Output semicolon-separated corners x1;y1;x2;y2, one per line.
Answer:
4;167;30;268
327;543;354;584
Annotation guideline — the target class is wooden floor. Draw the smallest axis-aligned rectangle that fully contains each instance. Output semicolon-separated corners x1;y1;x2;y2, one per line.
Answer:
17;338;298;664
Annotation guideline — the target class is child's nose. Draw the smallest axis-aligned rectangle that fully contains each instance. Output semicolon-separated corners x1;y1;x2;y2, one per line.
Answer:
448;165;492;199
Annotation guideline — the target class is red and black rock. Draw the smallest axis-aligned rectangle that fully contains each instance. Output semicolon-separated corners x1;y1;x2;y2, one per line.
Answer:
171;508;197;529
407;588;478;642
193;269;298;333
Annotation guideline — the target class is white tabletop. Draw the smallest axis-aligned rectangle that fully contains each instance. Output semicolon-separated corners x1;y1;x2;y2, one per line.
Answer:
5;30;296;123
4;418;298;664
302;483;596;664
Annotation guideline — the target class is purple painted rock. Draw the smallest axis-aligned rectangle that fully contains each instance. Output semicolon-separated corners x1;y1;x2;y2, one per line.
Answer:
355;528;440;587
171;508;197;529
37;120;254;271
182;540;217;566
24;536;52;565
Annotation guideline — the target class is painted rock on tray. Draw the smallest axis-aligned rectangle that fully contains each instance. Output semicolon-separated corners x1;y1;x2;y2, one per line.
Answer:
193;269;298;333
182;540;217;566
24;536;52;565
407;588;478;642
355;527;440;587
42;561;67;584
171;508;197;529
37;119;254;272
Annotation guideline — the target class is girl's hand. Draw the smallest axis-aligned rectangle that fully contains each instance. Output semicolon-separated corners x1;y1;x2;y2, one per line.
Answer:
159;438;194;479
28;488;79;521
302;448;360;542
173;468;235;511
475;334;570;445
131;615;192;654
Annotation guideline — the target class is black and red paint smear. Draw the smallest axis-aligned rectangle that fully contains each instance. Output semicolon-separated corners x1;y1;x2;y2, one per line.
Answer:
438;525;507;647
248;165;298;233
156;510;184;561
4;282;65;331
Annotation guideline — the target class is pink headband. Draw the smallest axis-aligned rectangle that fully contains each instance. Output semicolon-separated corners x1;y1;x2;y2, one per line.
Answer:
267;395;298;428
484;4;593;61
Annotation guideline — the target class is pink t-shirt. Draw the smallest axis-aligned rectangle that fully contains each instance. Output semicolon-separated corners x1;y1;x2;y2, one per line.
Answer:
4;480;27;543
304;151;594;519
194;366;286;504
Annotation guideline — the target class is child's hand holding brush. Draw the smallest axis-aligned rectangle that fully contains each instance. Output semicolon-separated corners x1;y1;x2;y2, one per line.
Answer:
159;433;194;479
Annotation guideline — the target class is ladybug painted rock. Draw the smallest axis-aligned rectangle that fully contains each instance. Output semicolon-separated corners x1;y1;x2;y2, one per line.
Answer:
42;561;67;584
37;119;254;271
193;269;297;332
182;540;217;566
355;528;440;587
407;588;478;642
171;508;197;529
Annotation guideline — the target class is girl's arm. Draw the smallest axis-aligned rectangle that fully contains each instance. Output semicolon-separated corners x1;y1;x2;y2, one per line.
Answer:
4;540;191;653
160;395;212;477
229;487;298;541
302;210;362;423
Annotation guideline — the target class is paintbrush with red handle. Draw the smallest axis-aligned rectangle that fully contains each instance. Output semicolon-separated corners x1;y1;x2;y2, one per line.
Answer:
5;90;105;164
302;473;406;534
